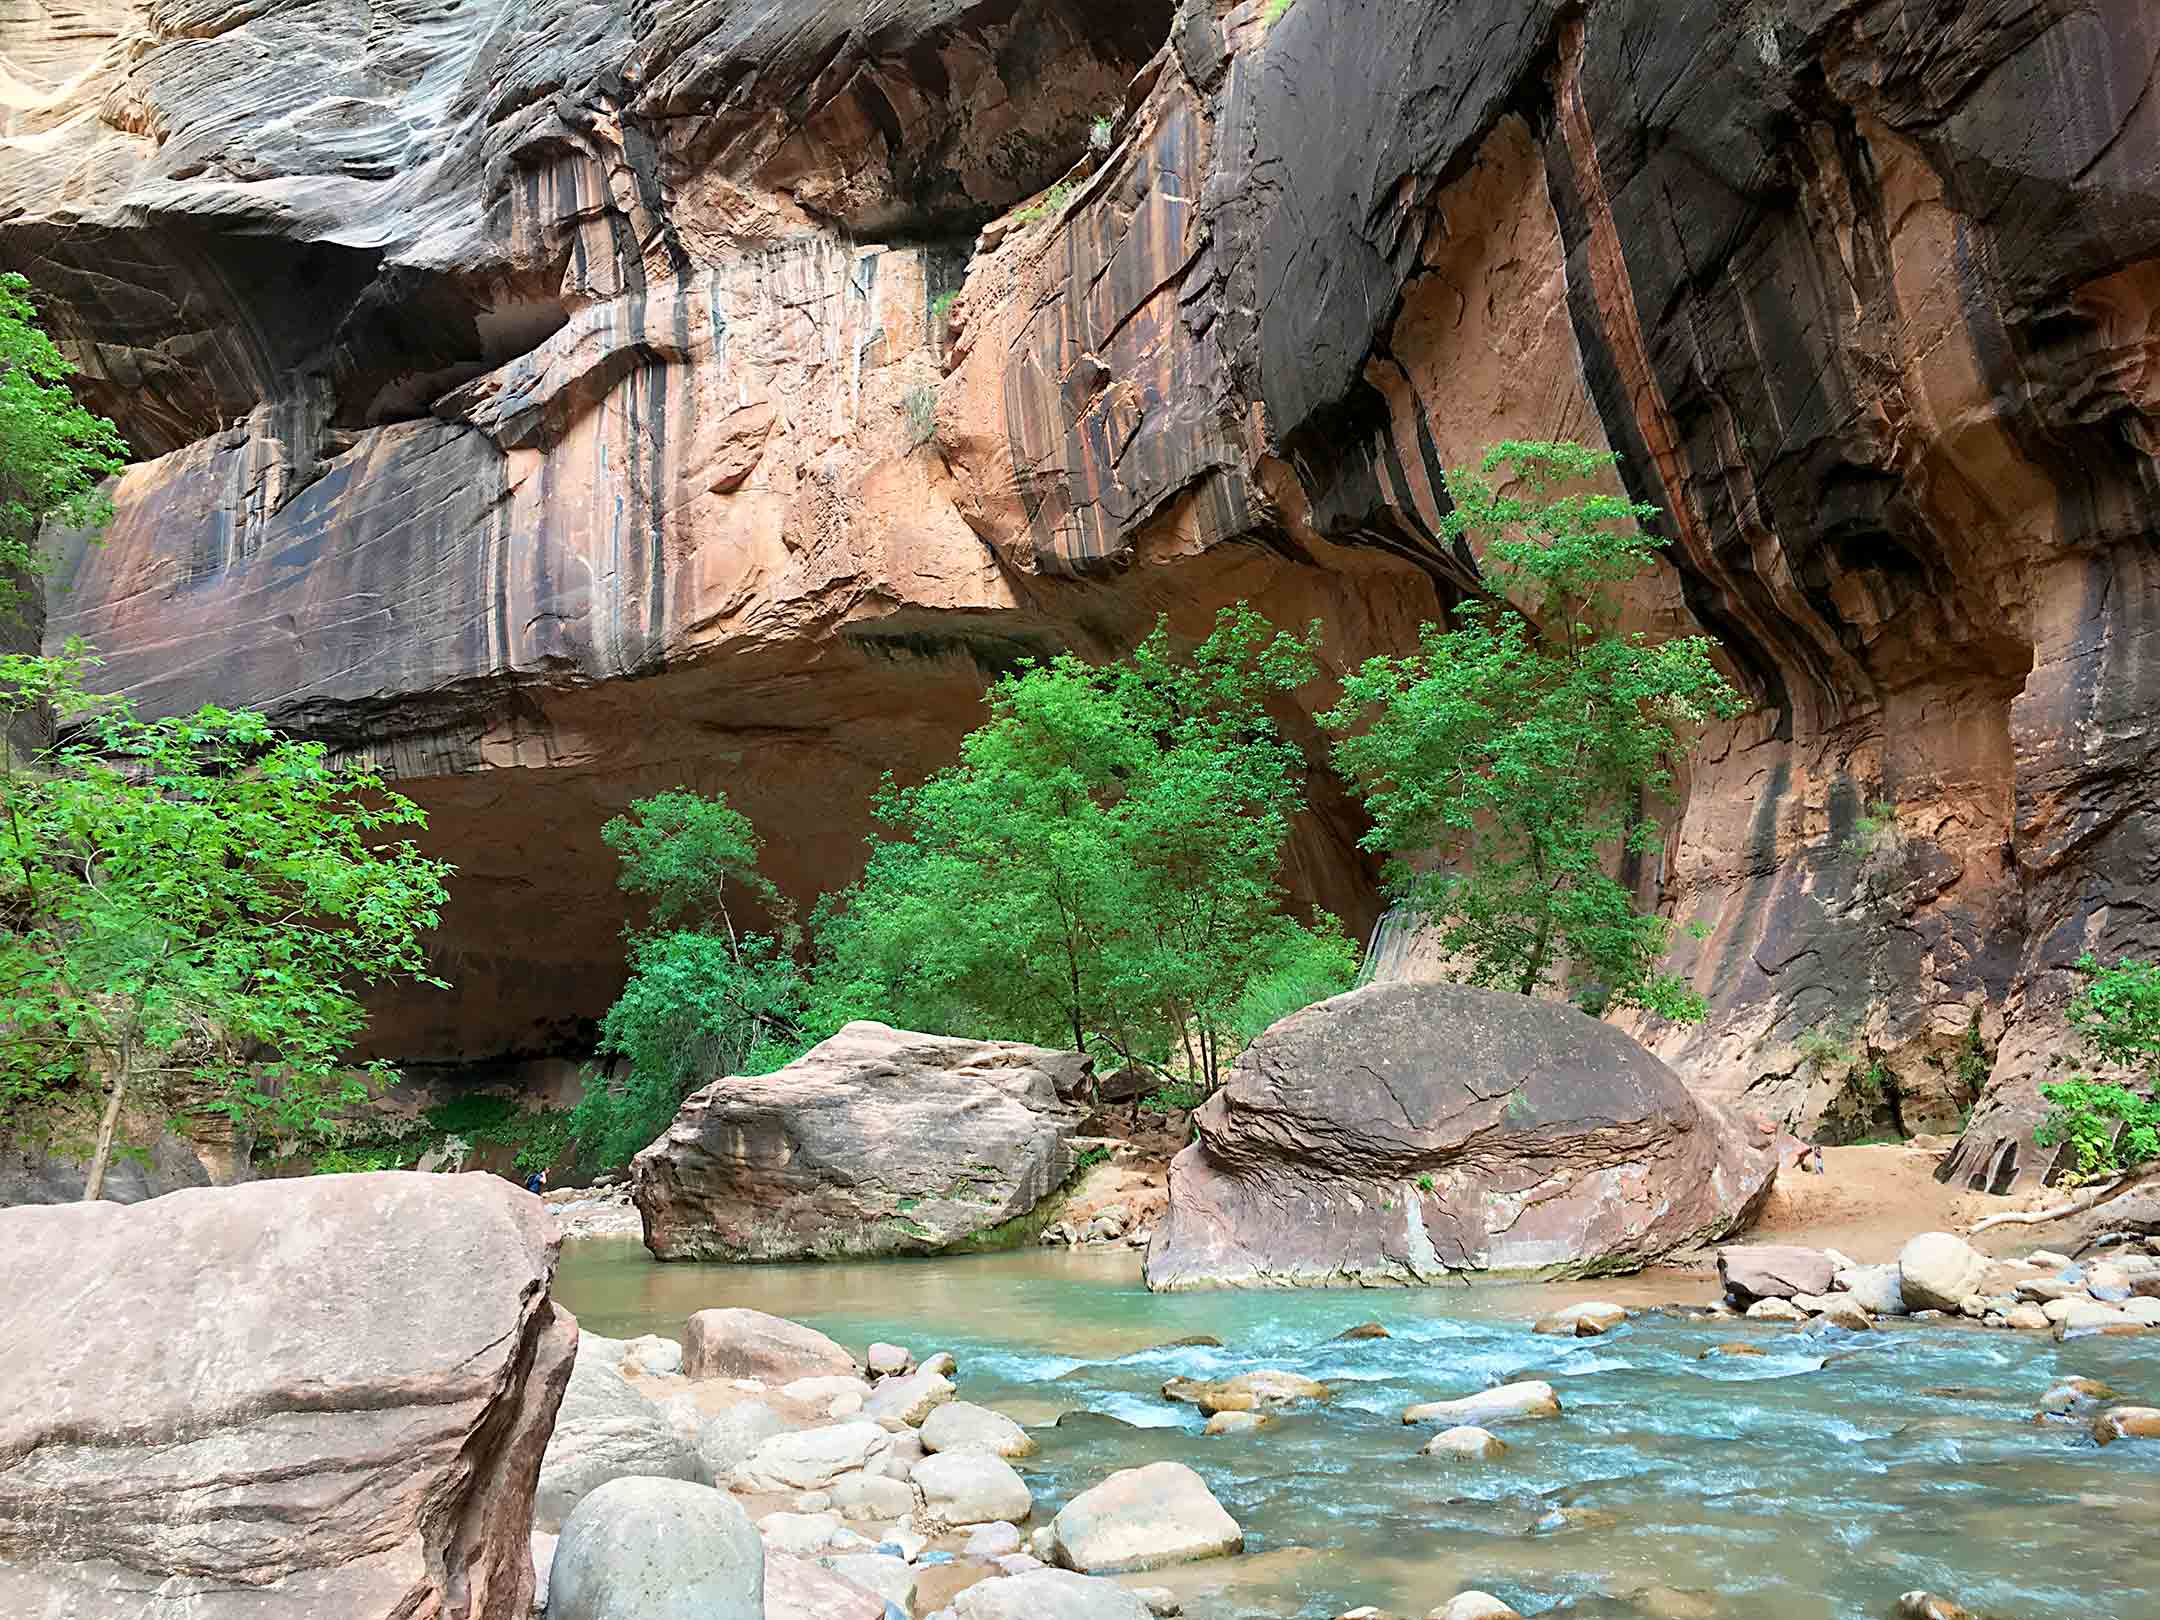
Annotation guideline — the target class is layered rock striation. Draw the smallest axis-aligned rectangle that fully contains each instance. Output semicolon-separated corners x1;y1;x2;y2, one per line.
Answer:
0;1171;575;1617
632;1021;1092;1260
1141;982;1778;1290
6;1;2158;1180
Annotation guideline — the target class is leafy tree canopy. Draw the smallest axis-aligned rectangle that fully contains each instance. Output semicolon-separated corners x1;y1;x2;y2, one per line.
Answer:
1;649;454;1196
0;271;128;617
570;788;805;1168
811;605;1357;1087
1322;441;1746;1022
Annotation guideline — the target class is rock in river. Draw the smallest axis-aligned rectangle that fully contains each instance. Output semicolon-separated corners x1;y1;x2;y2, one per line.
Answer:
1403;1381;1561;1427
1162;1370;1330;1412
1049;1461;1244;1573
923;1400;1038;1457
634;1022;1092;1260
537;1343;703;1531
550;1476;763;1620
1897;1233;1992;1313
685;1307;857;1381
2093;1406;2160;1445
1143;983;1776;1289
949;1567;1157;1619
1421;1426;1508;1461
912;1448;1035;1524
0;1173;574;1620
1717;1245;1835;1304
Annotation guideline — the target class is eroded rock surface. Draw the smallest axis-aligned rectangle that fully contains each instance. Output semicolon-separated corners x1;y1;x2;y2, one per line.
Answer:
634;1022;1091;1260
0;1173;575;1618
1143;983;1778;1290
7;0;2159;1181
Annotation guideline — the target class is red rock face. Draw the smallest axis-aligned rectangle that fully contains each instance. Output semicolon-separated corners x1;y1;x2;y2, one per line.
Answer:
4;1;2156;1182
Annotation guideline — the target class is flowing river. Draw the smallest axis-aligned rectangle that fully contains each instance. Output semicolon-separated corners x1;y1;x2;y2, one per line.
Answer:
556;1242;2160;1619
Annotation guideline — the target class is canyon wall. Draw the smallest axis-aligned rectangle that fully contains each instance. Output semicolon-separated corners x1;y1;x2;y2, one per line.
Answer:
4;0;2155;1186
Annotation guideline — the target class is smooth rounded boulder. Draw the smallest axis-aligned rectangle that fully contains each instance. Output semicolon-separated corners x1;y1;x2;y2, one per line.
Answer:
549;1477;762;1620
692;1400;791;1484
912;1448;1034;1523
948;1567;1155;1619
0;1173;574;1620
923;1400;1037;1457
536;1350;702;1532
1048;1461;1244;1573
683;1308;857;1381
1429;1596;1524;1620
1402;1381;1560;1426
1421;1426;1508;1460
731;1422;894;1492
1898;1233;1991;1313
1144;983;1776;1289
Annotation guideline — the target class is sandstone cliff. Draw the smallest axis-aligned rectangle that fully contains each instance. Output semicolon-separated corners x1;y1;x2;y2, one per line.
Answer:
5;0;2156;1186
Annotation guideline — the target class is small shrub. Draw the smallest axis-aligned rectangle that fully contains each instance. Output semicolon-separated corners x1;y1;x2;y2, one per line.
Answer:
1857;1060;1892;1101
904;384;937;448
1842;797;1899;859
1264;0;1294;21
929;290;958;330
314;1146;406;1175
1794;1026;1853;1075
1013;181;1073;226
1072;1144;1111;1176
1140;1080;1206;1114
1089;115;1114;152
2036;954;2160;1181
1955;1017;1990;1093
1416;1172;1435;1193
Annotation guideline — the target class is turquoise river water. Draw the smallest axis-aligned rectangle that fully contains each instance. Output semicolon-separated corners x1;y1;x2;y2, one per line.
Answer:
555;1242;2160;1620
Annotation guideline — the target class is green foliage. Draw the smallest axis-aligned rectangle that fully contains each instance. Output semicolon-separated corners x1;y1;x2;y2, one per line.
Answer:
314;1146;407;1175
1843;797;1899;859
1013;182;1074;226
1263;0;1294;21
1224;927;1358;1047
1072;1144;1111;1176
1140;1080;1206;1114
572;788;809;1169
1416;1172;1435;1193
1089;115;1115;151
1858;1060;1892;1101
1956;1017;1991;1093
1;650;453;1190
2037;954;2160;1182
1795;1025;1854;1075
811;604;1358;1089
0;273;129;617
1323;441;1746;1022
930;291;959;329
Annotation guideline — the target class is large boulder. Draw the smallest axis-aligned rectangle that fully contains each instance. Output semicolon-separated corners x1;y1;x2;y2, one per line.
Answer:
536;1349;702;1532
684;1308;857;1381
732;1422;895;1493
634;1023;1094;1260
693;1401;793;1484
1717;1245;1836;1304
911;1448;1035;1524
1898;1232;1993;1313
1144;984;1778;1289
0;1173;574;1619
548;1477;763;1620
1047;1462;1244;1573
630;1019;1088;1261
922;1401;1037;1458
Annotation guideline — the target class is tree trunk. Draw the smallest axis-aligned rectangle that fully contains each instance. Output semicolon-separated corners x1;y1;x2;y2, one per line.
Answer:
82;1041;130;1201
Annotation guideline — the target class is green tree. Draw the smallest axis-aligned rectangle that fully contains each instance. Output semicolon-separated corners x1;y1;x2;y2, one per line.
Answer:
569;790;807;1167
2036;954;2160;1182
1322;441;1745;1021
0;271;129;618
1;650;454;1197
812;606;1357;1087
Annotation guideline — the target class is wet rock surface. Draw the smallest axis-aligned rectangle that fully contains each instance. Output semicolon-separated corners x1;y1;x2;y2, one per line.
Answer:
1145;984;1778;1289
0;1173;574;1619
635;1023;1092;1261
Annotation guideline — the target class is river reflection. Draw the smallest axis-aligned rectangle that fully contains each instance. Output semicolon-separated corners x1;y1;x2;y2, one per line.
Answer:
554;1242;2160;1620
